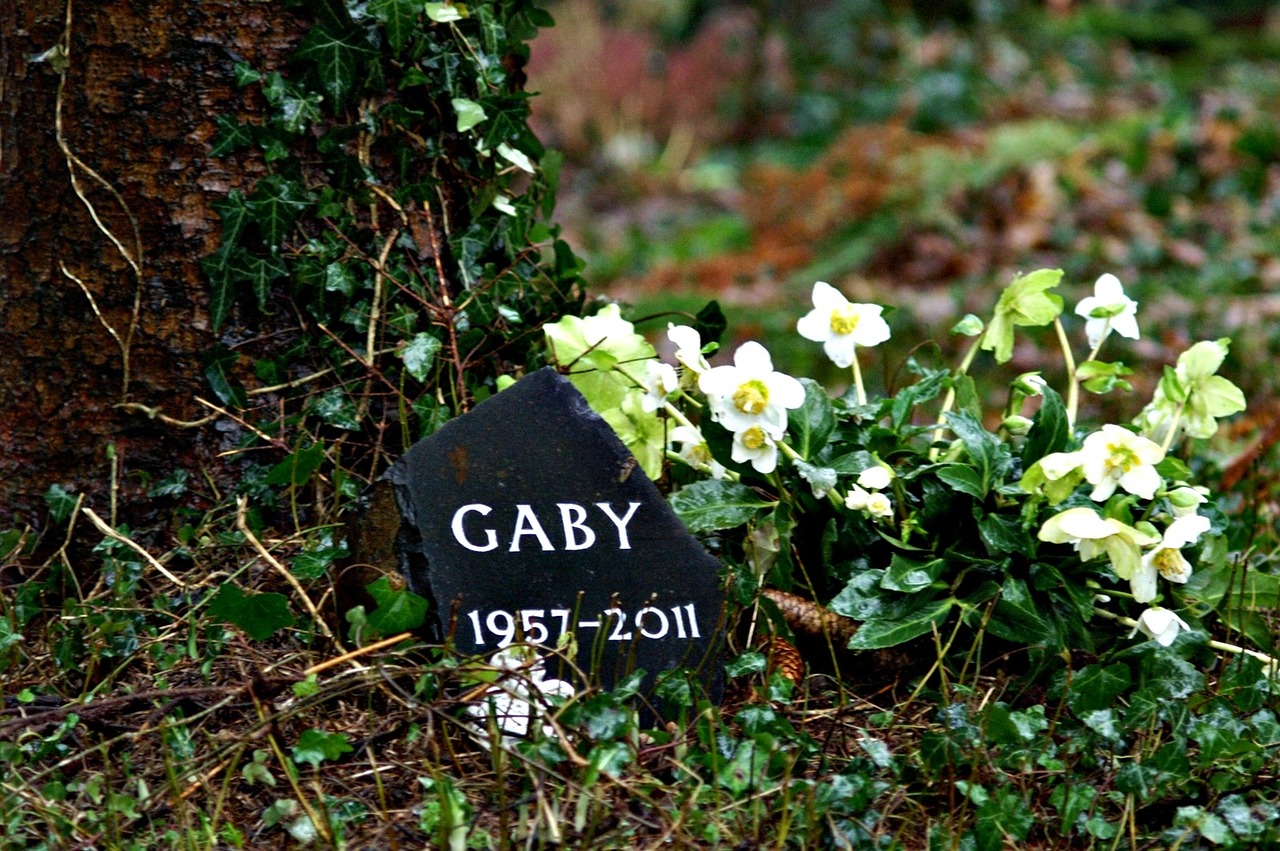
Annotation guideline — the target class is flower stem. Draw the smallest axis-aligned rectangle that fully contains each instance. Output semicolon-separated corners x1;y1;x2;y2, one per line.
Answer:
1053;317;1079;429
1158;399;1187;455
930;332;986;460
850;349;867;407
1092;606;1280;676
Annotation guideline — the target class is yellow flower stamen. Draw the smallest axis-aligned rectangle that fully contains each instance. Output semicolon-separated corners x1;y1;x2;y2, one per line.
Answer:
829;304;860;336
1153;548;1183;579
732;380;769;415
741;426;768;450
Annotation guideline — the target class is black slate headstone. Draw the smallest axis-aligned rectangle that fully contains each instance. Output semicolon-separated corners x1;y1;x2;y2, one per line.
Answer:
387;367;723;698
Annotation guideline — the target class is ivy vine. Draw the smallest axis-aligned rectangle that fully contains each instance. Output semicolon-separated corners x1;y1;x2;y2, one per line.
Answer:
202;0;584;505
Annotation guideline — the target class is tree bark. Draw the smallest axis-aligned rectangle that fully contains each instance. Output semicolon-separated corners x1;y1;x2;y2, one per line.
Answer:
0;0;302;529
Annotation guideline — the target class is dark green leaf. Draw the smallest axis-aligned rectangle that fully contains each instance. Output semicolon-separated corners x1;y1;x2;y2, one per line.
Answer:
208;583;295;640
829;450;876;475
978;513;1031;555
986;577;1054;645
791;378;836;459
945;410;1009;492
44;484;78;524
294;23;377;108
1067;663;1131;714
210;115;254;157
230;252;287;312
203;344;248;408
264;443;325;488
368;0;420;55
364;575;429;635
880;554;946;594
1021;385;1069;465
247;175;309;248
828;569;886;620
669;479;773;533
694;300;727;347
891;365;949;431
848;596;952;650
292;728;353;767
202;246;236;332
936;464;985;499
213;191;251;247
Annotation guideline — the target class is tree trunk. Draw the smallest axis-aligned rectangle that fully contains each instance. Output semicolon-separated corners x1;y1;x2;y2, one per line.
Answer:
0;0;303;529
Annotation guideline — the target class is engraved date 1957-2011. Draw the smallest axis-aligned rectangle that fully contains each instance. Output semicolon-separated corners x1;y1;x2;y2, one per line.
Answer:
464;603;703;648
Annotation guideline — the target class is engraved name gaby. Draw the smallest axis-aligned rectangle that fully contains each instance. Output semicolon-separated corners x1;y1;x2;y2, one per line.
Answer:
384;367;724;695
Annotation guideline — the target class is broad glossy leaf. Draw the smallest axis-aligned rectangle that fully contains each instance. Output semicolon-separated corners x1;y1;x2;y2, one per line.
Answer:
936;464;985;499
669;479;773;533
791;378;835;460
848;595;953;650
880;554;946;594
986;576;1054;645
1021;385;1069;465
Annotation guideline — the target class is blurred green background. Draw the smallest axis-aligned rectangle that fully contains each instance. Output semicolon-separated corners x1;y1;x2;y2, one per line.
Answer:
524;0;1280;428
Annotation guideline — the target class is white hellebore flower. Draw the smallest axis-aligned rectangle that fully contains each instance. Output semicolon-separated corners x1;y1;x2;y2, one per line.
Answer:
1133;606;1192;647
667;323;710;376
640;360;679;413
698;341;805;438
1130;513;1211;603
464;650;574;749
1075;273;1139;349
845;484;893;520
1038;506;1160;583
668;425;726;479
857;465;894;491
865;491;894;520
731;425;779;474
796;281;891;368
1079;424;1165;501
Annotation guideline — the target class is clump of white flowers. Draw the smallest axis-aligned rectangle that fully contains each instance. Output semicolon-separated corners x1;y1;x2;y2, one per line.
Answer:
463;649;574;750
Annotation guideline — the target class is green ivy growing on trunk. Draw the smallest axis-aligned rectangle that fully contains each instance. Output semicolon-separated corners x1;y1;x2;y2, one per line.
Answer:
202;0;584;504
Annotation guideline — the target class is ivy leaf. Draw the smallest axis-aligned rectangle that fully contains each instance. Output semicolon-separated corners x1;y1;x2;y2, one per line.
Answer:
246;175;309;248
203;344;248;407
401;333;442;381
291;728;353;767
207;583;295;640
264;442;325;487
293;23;376;108
44;484;78;524
230;252;288;312
213;190;251;246
1066;663;1131;714
368;0;420;55
364;575;429;635
202;246;236;332
451;97;487;132
210;115;254;157
848;595;953;650
670;479;774;534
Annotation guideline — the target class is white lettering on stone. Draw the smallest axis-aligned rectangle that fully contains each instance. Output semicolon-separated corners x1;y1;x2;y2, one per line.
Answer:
558;503;596;551
510;504;555;552
451;504;498;552
595;501;641;550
